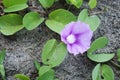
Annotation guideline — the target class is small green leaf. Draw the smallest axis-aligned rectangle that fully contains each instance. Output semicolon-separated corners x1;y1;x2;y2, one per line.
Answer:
117;49;120;62
88;37;108;53
46;9;76;34
4;3;28;13
0;49;6;80
88;0;97;9
0;14;24;35
69;0;83;8
0;49;6;64
92;64;101;80
92;64;114;80
23;12;44;30
39;66;51;76
48;43;67;67
42;39;58;64
14;74;30;80
3;0;28;12
37;69;55;80
3;0;28;7
39;0;55;8
78;9;89;22
42;39;67;67
49;9;76;25
101;64;114;80
85;15;100;31
0;65;5;80
34;60;41;71
87;53;115;62
77;9;100;31
87;37;115;62
45;20;65;34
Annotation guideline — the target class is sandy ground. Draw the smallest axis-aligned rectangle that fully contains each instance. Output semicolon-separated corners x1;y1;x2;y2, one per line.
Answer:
0;0;120;80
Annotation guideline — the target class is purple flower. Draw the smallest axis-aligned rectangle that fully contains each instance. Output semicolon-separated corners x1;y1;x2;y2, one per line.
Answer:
60;21;93;55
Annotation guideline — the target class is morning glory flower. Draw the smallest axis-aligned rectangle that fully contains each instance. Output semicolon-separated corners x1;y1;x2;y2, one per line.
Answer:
60;21;93;56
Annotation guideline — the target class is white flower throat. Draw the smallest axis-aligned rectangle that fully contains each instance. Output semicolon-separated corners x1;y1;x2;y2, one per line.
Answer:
67;34;76;44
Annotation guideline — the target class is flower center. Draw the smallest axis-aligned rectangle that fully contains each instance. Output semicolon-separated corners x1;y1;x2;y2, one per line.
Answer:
66;34;76;44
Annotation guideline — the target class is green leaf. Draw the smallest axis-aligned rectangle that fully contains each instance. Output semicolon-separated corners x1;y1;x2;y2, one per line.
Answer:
88;37;108;53
48;43;67;67
0;65;5;80
39;0;55;8
117;49;120;62
42;39;58;64
45;20;65;34
3;0;28;7
87;37;115;62
0;49;6;64
4;3;28;13
42;39;67;67
14;74;30;80
101;64;114;80
0;49;6;80
23;12;44;30
77;9;100;31
49;9;76;25
92;64;101;80
3;0;28;12
39;66;51;76
0;14;24;35
87;53;115;62
34;60;41;71
46;9;76;34
78;9;89;22
85;15;100;31
69;0;83;8
37;69;55;80
88;0;97;9
92;64;114;80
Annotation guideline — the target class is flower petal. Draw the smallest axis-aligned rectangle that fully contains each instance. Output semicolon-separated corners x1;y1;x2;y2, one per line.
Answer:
67;44;87;55
77;31;93;49
67;44;72;53
73;44;88;54
72;21;90;34
61;21;93;56
60;22;74;37
67;44;80;55
61;35;67;44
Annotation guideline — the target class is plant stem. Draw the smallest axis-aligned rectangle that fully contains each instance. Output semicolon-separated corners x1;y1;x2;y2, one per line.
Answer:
110;60;120;68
